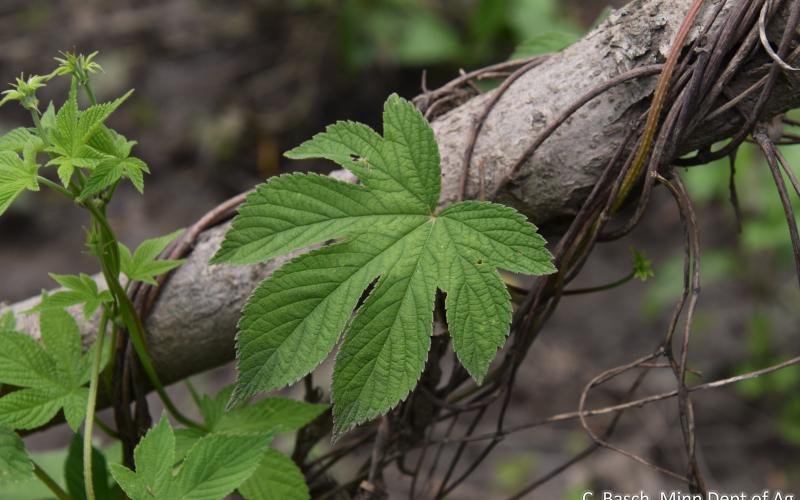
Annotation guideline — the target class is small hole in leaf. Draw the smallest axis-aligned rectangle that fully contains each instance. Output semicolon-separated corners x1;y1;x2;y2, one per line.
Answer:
350;154;362;161
476;259;483;265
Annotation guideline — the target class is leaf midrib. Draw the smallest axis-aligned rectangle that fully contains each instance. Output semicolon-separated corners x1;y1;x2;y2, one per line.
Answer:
240;215;436;394
224;213;430;263
336;218;437;425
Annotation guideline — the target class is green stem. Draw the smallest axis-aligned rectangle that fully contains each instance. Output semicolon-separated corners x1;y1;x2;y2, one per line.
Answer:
102;179;121;206
30;109;46;142
83;201;202;429
82;79;98;106
32;460;69;500
103;321;119;400
83;309;110;500
562;271;635;296
73;170;87;192
185;379;202;410
37;176;74;199
94;418;119;439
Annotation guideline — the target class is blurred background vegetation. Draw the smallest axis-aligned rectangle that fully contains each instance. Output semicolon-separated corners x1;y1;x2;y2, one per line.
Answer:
1;0;798;498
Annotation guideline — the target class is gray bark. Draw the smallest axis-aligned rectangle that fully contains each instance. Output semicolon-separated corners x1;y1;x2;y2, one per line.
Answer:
2;0;798;387
436;0;799;226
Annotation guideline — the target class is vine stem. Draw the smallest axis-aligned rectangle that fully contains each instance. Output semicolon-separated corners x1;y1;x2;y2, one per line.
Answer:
83;201;202;429
83;82;97;106
74;74;202;427
561;271;635;295
94;418;119;439
29;109;46;141
32;460;70;500
83;308;110;500
612;0;705;210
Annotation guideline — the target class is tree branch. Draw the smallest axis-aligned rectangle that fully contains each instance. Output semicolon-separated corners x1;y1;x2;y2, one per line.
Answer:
1;0;798;397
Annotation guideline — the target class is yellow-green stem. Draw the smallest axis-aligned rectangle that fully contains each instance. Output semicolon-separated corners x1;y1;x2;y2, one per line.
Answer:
84;309;110;500
37;176;74;199
94;417;119;439
32;460;69;500
612;0;705;211
84;201;202;429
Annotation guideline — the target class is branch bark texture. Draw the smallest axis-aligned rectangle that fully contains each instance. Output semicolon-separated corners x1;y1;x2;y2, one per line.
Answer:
2;0;798;387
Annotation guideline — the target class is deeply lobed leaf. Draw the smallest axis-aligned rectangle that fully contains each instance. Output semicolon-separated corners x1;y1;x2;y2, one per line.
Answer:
215;94;555;436
0;305;102;431
44;85;134;187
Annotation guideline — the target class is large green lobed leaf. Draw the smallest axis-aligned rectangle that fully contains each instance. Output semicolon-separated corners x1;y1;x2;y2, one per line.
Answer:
214;94;555;436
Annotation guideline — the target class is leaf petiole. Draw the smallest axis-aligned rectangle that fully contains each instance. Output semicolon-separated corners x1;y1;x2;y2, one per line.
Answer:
37;175;74;199
83;307;110;500
83;82;97;107
32;459;70;500
561;271;636;296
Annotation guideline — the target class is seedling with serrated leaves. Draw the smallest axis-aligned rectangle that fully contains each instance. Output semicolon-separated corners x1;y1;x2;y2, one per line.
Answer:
0;50;552;499
214;94;556;436
0;52;192;500
0;50;325;500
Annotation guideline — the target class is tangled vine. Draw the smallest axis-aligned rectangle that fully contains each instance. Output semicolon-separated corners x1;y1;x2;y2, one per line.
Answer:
107;0;800;498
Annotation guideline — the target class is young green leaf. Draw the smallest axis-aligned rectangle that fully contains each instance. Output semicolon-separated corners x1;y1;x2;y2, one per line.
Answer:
110;415;269;500
176;386;327;456
81;156;149;198
30;273;113;319
0;74;49;110
239;449;309;500
118;229;186;285
0;149;39;217
110;415;174;499
65;433;116;500
53;51;103;84
45;82;132;186
214;94;555;436
80;126;149;198
171;433;269;500
0;127;35;153
40;102;56;132
207;394;327;436
0;331;61;390
0;425;33;485
0;306;103;431
632;248;655;282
